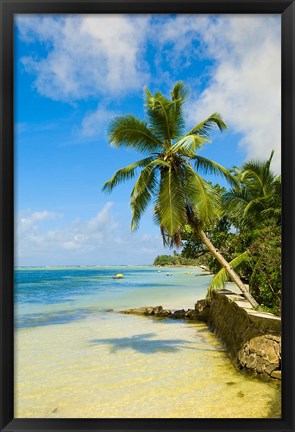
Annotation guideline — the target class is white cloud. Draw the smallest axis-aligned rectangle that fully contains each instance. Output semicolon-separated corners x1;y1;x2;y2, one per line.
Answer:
157;15;281;172
16;14;281;171
17;14;150;101
16;203;117;254
81;106;116;137
15;203;166;265
18;210;62;234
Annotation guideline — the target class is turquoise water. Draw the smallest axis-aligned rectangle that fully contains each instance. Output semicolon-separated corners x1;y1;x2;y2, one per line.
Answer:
15;266;210;328
14;266;281;418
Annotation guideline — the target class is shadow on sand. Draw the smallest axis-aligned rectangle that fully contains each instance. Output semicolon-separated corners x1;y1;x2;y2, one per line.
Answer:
90;332;225;355
89;332;193;354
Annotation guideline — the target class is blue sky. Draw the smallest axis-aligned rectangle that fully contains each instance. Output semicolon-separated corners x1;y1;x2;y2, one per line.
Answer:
14;14;281;266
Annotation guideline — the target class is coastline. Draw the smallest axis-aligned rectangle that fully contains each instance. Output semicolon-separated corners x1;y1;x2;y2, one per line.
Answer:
15;266;281;418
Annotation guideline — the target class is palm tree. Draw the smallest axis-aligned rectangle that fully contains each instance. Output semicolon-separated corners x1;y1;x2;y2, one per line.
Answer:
224;151;281;230
103;81;258;307
209;153;281;294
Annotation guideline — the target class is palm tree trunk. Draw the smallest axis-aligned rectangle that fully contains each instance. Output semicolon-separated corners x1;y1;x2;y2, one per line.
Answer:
198;229;259;308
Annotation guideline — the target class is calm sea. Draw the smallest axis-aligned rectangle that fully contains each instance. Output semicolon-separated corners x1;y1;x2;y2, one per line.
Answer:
14;266;210;329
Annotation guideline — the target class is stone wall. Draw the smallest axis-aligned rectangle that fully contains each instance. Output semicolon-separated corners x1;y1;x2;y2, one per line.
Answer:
195;289;281;380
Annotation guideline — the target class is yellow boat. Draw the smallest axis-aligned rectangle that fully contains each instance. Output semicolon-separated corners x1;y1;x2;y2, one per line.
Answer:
112;273;124;279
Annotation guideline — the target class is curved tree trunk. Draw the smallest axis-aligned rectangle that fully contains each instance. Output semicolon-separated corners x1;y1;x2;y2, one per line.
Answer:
198;229;259;308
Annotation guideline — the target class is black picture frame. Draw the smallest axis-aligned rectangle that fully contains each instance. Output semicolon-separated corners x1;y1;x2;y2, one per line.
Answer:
0;1;294;431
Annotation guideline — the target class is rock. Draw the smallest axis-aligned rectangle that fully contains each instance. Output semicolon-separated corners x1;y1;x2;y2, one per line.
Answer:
265;363;280;375
172;309;186;319
185;309;196;319
246;353;257;369
120;306;157;315
195;299;210;321
159;309;172;317
120;306;172;318
255;357;266;373
270;370;281;380
238;351;248;368
153;306;163;316
249;336;281;364
145;307;156;315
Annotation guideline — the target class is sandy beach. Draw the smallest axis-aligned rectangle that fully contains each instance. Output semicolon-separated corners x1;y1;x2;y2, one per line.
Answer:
14;266;281;418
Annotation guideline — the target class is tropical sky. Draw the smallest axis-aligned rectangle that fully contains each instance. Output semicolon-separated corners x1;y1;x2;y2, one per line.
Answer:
15;14;281;266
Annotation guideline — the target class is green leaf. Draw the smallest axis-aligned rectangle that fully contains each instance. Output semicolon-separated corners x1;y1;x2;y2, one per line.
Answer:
109;115;162;153
194;155;239;188
185;113;227;139
103;156;154;193
144;83;189;142
156;166;186;237
184;164;220;227
170;81;190;104
208;251;250;293
130;164;158;231
170;134;207;154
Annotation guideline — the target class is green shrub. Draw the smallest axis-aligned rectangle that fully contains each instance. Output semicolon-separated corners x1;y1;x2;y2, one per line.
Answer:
248;226;281;315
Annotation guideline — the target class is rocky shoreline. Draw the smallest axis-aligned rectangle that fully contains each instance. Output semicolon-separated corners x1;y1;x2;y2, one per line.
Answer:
121;305;196;319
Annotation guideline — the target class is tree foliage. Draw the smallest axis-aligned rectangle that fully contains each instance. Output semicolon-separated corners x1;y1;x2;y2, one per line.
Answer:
153;253;198;266
103;81;275;308
104;81;235;245
179;153;281;315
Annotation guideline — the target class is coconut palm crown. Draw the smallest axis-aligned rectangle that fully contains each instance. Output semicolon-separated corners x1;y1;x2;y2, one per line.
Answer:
103;81;258;307
103;82;236;245
224;150;281;230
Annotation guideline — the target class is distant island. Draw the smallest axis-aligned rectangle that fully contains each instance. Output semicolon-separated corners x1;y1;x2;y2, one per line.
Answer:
153;253;199;267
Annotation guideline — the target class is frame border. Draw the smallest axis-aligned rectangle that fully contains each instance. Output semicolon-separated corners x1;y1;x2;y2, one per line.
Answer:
1;1;294;431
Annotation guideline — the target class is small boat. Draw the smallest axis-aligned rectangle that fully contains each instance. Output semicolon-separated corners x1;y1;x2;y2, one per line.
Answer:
112;273;124;279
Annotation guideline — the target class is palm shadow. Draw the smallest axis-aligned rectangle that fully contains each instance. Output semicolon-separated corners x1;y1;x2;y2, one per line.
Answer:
89;332;193;354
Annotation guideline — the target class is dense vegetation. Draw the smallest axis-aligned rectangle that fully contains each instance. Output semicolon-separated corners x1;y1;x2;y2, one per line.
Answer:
179;152;281;315
153;253;198;267
103;81;281;314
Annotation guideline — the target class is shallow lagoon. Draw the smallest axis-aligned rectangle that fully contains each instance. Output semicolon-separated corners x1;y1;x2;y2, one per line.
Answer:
15;266;281;418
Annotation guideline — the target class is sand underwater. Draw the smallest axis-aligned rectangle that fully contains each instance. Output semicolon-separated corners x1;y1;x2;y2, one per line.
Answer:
14;266;281;418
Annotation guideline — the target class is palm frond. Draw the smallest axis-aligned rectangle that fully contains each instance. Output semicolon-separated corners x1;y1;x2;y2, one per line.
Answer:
185;113;227;139
103;156;155;193
109;115;162;153
153;205;182;248
260;207;281;218
240;168;264;191
171;82;190;140
223;187;252;218
208;251;250;294
224;151;281;228
243;195;271;217
156;166;187;238
170;134;208;154
240;153;277;196
170;81;190;104
194;155;239;188
144;87;174;142
268;149;275;164
184;164;220;227
130;164;158;231
144;84;189;142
